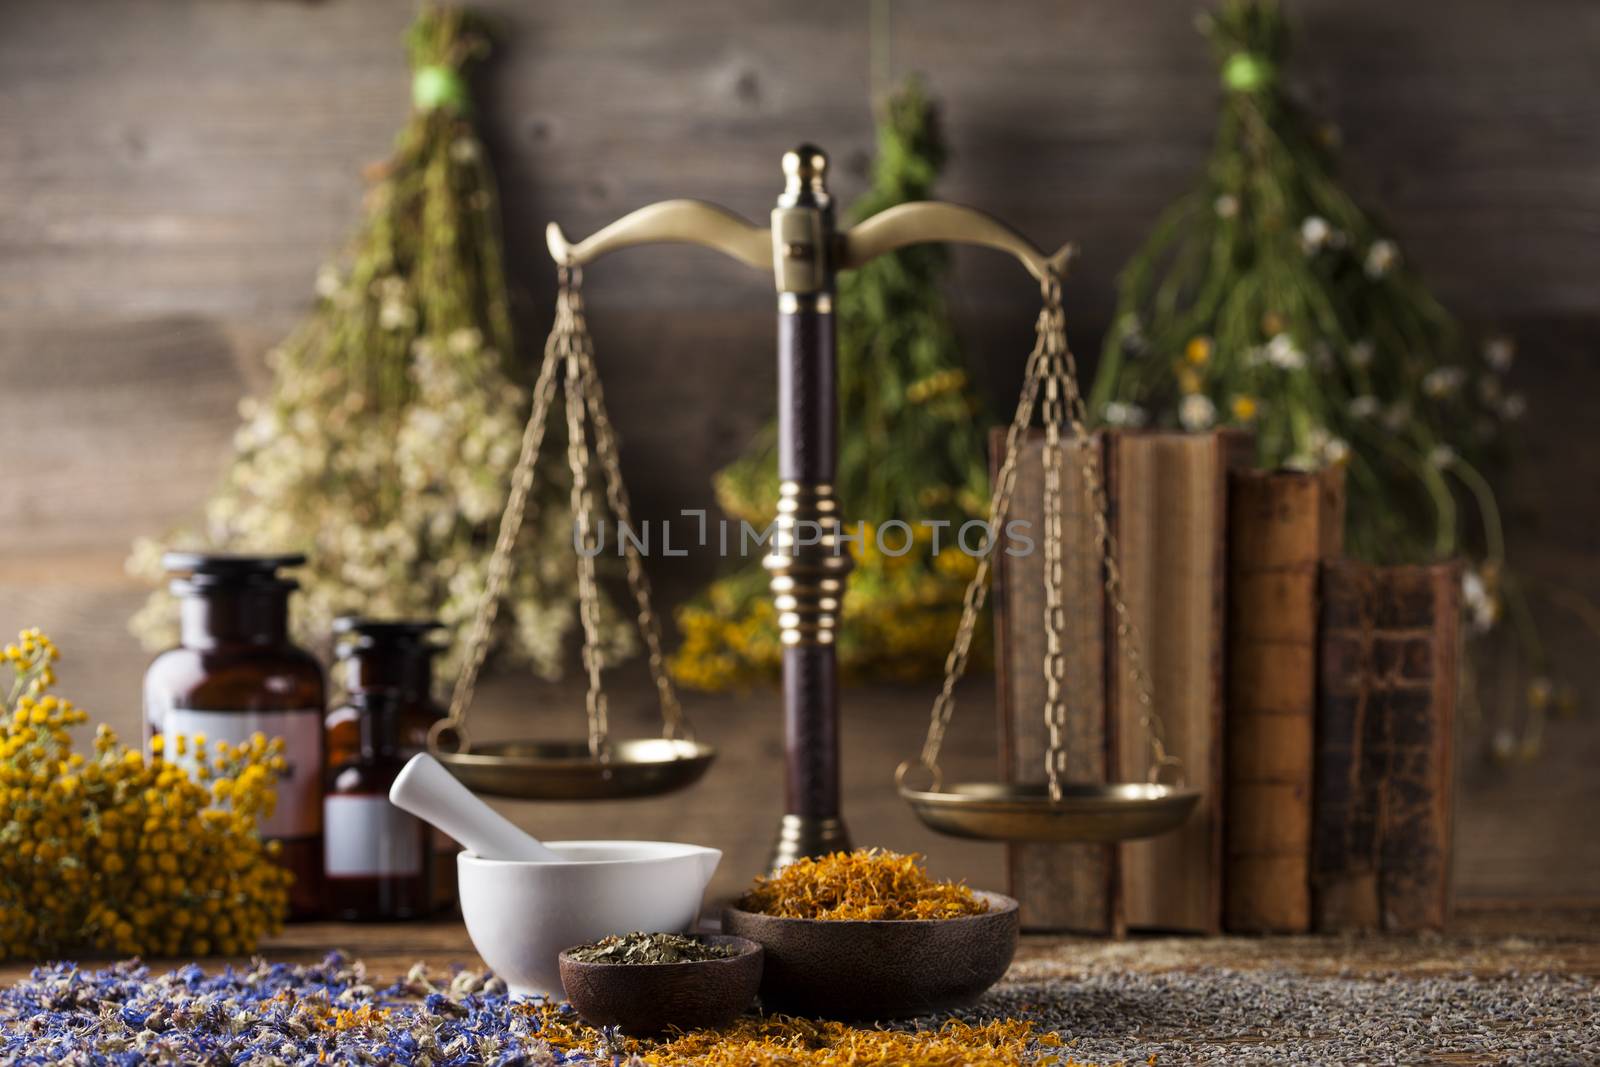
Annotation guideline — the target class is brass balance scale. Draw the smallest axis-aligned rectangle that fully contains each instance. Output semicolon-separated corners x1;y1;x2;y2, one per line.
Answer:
429;144;1199;863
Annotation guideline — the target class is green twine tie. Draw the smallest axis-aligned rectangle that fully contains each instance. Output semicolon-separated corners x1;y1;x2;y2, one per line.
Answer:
413;64;467;111
1222;52;1273;93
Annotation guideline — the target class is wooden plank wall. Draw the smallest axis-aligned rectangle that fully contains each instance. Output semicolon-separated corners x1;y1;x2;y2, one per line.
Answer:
1;0;1597;901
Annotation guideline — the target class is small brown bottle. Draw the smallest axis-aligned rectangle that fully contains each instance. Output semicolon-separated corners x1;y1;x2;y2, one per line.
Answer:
323;689;432;920
326;618;455;913
144;552;326;920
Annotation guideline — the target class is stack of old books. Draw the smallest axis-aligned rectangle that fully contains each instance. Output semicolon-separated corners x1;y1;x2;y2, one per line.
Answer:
993;429;1458;935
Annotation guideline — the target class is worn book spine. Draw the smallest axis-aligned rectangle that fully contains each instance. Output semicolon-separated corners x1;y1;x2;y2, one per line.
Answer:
1223;467;1345;934
993;428;1121;936
1109;429;1254;934
1314;560;1461;932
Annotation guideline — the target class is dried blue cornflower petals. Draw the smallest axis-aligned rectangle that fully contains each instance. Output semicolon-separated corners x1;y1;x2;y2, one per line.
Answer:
0;955;616;1066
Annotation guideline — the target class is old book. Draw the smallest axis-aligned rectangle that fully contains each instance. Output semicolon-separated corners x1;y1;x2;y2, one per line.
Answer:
1109;429;1253;934
1314;560;1461;932
992;428;1120;936
1223;467;1346;934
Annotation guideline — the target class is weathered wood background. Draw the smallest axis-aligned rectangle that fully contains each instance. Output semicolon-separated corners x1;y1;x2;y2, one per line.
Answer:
2;0;1597;903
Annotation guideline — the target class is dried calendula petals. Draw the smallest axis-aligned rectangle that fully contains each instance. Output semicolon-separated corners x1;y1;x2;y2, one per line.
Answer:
642;1015;1065;1066
739;848;987;921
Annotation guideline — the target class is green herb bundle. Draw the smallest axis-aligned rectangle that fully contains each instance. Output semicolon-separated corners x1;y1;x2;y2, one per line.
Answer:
672;80;991;690
1088;0;1574;756
129;6;631;681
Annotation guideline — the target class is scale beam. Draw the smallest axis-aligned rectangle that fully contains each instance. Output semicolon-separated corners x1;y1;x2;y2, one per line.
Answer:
840;201;1074;284
546;197;1072;286
546;199;771;273
541;145;1073;871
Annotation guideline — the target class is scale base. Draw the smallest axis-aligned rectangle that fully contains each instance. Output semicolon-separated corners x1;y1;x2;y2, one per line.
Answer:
767;813;851;873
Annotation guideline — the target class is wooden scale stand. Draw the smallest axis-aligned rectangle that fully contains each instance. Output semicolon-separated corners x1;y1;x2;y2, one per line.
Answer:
428;145;1198;870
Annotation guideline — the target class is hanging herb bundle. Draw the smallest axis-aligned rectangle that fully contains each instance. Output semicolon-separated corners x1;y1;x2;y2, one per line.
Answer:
672;80;991;690
128;6;630;681
1088;0;1575;756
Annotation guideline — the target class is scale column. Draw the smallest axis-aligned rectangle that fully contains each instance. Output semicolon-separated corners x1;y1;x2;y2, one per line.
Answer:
764;144;853;870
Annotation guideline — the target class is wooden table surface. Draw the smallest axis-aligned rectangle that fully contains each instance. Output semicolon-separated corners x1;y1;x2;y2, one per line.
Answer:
6;903;1597;989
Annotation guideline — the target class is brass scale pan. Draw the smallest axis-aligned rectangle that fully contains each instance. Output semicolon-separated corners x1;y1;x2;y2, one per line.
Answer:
437;737;715;802
900;780;1200;843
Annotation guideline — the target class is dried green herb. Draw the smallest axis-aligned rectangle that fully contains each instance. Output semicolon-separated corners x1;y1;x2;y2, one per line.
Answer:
1090;0;1514;567
1087;0;1583;762
566;932;737;966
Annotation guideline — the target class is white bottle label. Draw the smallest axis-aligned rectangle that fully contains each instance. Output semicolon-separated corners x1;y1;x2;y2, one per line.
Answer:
324;795;424;878
162;708;322;839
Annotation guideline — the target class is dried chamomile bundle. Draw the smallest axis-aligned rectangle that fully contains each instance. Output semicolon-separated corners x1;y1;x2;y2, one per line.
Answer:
127;5;633;683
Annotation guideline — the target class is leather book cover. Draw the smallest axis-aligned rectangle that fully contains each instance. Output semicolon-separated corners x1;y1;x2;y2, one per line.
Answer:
992;428;1121;936
1223;467;1345;933
1314;559;1461;932
1109;429;1253;934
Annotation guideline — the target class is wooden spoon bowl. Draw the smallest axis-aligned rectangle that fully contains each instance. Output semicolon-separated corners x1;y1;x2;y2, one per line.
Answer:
722;890;1019;1020
558;934;763;1036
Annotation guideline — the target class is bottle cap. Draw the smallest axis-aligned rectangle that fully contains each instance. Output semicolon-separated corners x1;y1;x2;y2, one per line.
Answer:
333;617;446;659
162;552;305;592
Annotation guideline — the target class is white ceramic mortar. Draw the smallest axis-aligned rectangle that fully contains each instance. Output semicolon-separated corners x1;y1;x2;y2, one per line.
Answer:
457;841;721;996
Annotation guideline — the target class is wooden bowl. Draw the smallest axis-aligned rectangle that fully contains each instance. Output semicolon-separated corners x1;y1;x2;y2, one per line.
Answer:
558;934;763;1036
722;890;1019;1020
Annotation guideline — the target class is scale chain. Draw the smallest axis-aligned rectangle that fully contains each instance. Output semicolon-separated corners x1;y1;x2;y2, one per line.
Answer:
1040;303;1069;802
434;269;696;759
1052;301;1176;782
905;272;1179;793
570;317;693;743
435;279;570;752
903;303;1053;786
564;328;612;760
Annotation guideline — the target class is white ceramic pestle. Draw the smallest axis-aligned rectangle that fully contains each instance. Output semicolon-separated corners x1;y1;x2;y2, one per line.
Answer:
391;754;723;995
389;752;564;863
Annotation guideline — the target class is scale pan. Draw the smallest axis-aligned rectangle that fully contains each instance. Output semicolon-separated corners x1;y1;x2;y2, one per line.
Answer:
436;737;715;801
901;780;1199;843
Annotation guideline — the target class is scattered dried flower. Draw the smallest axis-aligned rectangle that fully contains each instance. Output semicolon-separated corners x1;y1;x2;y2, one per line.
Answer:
1299;215;1331;252
1364;238;1400;278
1179;393;1217;430
1483;335;1516;373
1101;401;1148;428
1265;333;1305;370
1422;366;1466;397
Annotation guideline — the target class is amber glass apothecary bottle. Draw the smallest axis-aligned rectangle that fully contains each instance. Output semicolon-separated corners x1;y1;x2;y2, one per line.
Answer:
326;617;456;914
143;552;326;920
324;689;432;920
